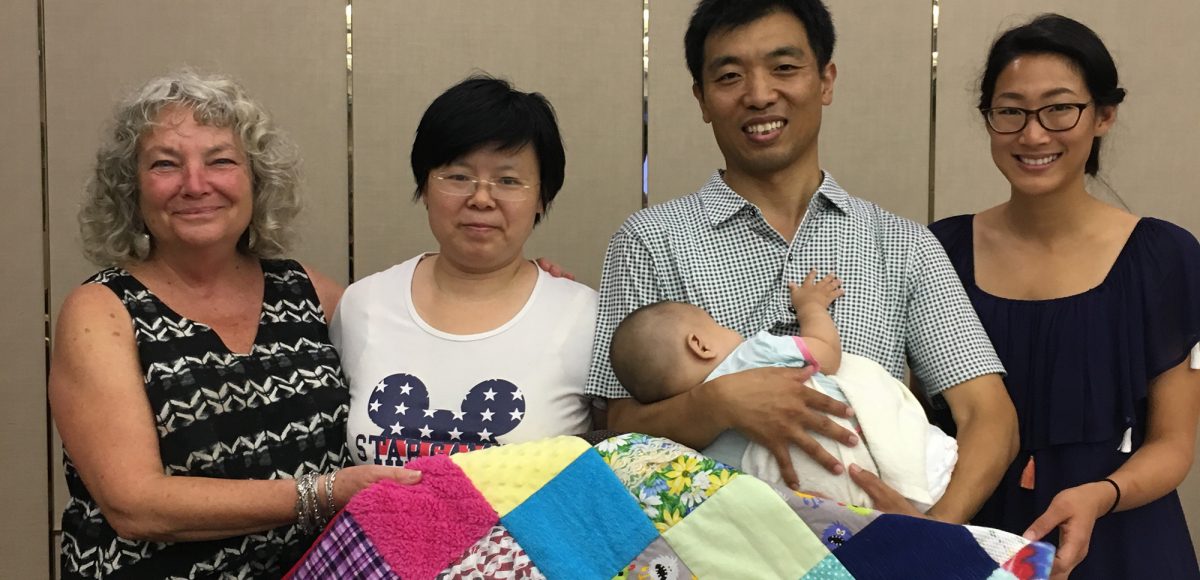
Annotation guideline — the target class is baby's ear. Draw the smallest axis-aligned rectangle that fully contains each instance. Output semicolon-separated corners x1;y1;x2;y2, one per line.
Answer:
686;333;720;360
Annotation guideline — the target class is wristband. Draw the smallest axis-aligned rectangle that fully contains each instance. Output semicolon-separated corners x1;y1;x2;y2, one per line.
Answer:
1100;478;1121;516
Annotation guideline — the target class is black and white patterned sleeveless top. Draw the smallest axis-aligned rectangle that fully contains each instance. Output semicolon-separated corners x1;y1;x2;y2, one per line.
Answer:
60;259;350;579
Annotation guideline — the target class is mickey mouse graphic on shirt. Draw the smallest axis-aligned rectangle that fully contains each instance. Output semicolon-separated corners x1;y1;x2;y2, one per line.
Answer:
365;373;526;466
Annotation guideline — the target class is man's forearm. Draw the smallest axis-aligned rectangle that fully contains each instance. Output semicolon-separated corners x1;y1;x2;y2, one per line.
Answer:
607;382;728;449
927;419;1014;523
927;375;1019;523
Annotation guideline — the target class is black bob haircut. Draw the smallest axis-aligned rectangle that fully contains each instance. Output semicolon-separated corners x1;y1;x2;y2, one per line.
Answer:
685;0;836;87
410;75;566;223
979;14;1126;176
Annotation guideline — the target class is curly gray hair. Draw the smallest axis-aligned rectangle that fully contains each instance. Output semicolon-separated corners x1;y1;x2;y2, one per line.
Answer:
79;70;301;266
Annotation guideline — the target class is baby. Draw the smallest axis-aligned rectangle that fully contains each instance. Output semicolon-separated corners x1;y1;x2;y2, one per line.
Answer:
609;272;956;511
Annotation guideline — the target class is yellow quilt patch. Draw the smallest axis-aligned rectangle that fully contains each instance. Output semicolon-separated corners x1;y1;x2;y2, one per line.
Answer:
451;435;591;516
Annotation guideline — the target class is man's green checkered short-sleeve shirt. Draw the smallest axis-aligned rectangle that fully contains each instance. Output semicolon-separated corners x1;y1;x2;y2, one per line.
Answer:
586;171;1003;400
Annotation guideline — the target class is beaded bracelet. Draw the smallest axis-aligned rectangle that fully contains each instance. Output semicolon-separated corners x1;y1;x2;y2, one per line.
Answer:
1100;477;1121;516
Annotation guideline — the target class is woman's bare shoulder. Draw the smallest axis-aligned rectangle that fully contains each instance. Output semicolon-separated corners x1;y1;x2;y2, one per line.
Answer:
57;282;130;330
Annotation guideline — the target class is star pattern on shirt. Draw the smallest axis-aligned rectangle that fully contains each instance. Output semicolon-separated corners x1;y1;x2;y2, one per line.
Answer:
366;375;529;455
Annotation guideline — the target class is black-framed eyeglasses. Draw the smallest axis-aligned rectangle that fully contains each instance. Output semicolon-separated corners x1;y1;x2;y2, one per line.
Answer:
979;102;1092;134
430;173;538;202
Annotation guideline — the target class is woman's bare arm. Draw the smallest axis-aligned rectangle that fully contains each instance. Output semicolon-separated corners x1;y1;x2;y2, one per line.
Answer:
1024;359;1200;576
50;284;414;543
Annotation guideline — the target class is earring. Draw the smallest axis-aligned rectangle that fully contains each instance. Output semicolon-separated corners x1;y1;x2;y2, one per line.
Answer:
132;231;151;259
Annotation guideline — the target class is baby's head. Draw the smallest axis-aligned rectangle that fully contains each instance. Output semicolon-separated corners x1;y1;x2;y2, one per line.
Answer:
610;301;745;404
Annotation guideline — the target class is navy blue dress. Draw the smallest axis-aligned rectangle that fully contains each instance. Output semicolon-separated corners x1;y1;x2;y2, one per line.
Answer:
931;215;1200;579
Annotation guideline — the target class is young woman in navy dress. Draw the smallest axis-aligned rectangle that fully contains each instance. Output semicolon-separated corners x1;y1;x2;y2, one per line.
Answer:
930;14;1200;580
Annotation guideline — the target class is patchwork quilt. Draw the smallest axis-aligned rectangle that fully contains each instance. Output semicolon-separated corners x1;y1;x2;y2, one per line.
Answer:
287;434;1054;579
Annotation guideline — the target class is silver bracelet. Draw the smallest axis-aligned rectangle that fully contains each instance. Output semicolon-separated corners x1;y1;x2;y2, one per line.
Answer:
307;473;319;531
296;470;339;534
305;473;324;530
325;469;340;519
294;475;308;534
295;473;313;534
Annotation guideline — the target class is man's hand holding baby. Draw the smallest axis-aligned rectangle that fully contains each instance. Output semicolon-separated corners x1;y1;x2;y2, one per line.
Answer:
701;366;859;489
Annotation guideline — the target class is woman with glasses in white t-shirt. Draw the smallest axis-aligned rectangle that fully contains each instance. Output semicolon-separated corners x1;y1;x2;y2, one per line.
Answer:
331;76;599;468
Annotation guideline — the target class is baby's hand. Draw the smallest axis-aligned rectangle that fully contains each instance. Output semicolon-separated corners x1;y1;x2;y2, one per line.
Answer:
788;270;844;312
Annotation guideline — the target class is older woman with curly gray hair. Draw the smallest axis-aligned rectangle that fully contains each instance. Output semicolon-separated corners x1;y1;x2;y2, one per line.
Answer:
51;70;418;579
78;72;302;265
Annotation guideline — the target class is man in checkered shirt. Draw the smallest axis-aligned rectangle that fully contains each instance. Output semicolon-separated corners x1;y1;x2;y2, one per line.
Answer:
586;0;1018;523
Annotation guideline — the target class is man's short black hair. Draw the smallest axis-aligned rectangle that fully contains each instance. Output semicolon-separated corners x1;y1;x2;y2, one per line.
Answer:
684;0;836;86
410;75;566;222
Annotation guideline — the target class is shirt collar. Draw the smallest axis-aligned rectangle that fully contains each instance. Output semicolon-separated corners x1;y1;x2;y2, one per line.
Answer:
697;170;852;226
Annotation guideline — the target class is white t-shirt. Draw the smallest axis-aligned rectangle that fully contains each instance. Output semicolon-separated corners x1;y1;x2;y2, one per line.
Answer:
332;255;597;466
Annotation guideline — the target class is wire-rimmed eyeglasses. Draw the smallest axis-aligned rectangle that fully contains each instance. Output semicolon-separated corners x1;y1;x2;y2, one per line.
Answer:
430;174;538;202
979;102;1092;134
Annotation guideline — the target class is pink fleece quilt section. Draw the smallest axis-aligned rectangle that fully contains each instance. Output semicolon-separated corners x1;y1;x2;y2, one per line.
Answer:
344;454;499;579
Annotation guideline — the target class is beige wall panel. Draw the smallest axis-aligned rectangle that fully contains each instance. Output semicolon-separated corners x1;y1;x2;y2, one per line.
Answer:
645;0;722;205
352;0;643;287
44;0;349;529
647;0;932;222
0;2;50;577
821;0;931;222
937;1;1200;558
